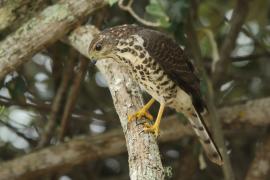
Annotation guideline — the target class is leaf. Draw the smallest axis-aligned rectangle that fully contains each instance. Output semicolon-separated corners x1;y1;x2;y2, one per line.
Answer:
145;0;171;28
106;0;118;6
146;4;168;18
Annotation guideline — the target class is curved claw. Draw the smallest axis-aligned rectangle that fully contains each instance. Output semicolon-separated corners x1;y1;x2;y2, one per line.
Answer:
144;123;159;137
128;98;155;122
128;109;153;122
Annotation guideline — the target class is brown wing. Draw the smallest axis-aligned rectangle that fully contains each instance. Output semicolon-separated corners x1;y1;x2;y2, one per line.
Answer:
137;28;205;112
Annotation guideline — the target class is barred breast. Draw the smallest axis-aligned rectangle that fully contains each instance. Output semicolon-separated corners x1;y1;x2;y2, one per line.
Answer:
115;35;177;105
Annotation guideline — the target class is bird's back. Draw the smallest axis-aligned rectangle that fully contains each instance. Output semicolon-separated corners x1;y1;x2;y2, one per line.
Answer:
101;24;205;112
136;28;205;112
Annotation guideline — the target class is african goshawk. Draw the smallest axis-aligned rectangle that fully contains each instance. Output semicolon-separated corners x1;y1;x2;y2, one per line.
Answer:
88;24;223;165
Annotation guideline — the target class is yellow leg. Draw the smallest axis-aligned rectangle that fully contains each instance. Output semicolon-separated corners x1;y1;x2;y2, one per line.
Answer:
144;103;165;137
128;98;155;122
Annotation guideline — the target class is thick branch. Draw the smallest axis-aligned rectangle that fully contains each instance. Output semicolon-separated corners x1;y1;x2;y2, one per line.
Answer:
219;97;270;126
0;96;269;179
0;0;50;34
67;25;165;180
0;0;106;80
1;23;270;179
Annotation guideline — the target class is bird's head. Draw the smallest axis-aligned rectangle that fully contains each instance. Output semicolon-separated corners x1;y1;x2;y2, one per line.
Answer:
88;33;119;64
88;25;143;65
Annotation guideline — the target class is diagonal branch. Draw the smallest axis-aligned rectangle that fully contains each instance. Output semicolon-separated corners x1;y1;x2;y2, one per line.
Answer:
67;25;165;180
58;56;89;141
0;0;50;34
0;0;106;80
37;49;77;148
213;0;250;84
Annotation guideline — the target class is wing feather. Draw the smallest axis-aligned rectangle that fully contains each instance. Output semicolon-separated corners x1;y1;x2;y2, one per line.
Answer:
137;29;205;112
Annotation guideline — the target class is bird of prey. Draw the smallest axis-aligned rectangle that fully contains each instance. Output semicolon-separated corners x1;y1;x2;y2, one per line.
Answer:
88;24;223;165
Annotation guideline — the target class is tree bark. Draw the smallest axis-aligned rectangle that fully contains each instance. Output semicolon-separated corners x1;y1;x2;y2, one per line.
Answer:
213;0;249;84
0;0;106;80
0;0;51;34
67;25;165;180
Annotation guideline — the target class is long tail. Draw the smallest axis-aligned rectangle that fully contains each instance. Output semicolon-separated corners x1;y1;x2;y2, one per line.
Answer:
186;108;223;165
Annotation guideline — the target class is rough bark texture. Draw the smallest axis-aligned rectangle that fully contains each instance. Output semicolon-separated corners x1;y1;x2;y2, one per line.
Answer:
67;25;165;180
0;0;51;35
0;0;106;80
0;130;126;180
0;115;193;180
219;97;270;126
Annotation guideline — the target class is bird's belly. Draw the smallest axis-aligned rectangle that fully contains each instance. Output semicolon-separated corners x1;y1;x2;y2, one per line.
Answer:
132;70;177;105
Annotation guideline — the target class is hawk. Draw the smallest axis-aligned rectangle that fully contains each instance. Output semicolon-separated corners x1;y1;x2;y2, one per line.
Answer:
88;24;223;165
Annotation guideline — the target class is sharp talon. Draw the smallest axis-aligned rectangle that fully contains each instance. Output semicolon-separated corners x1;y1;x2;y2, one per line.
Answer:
128;109;154;122
143;111;153;120
143;123;159;137
143;123;151;128
128;114;136;122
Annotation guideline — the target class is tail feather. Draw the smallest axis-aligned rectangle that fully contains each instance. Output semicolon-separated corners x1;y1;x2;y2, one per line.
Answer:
187;109;223;165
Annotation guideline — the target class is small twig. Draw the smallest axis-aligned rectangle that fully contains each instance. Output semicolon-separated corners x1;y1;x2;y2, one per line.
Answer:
0;95;50;112
0;119;36;145
213;0;249;85
58;56;88;141
199;28;220;72
37;49;77;148
118;0;160;27
231;52;270;62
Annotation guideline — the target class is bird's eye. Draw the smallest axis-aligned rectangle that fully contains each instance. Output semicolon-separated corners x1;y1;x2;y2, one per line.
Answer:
95;43;102;51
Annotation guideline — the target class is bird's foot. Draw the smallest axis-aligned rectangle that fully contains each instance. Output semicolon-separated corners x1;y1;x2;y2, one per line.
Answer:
128;108;153;122
144;123;159;137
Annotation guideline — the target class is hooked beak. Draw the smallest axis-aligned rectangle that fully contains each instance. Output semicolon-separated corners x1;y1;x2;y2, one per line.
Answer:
90;59;97;65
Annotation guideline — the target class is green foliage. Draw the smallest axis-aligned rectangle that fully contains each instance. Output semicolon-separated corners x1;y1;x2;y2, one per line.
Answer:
106;0;118;6
165;0;189;23
0;106;6;116
145;0;170;28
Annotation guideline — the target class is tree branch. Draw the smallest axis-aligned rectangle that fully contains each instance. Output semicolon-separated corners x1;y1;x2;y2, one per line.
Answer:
67;25;165;180
0;0;52;37
1;22;270;179
0;0;106;80
58;56;88;141
118;0;160;27
37;49;77;148
213;0;249;84
0;96;269;179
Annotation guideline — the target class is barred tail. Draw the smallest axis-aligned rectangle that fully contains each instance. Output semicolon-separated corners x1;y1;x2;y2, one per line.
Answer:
186;108;223;165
